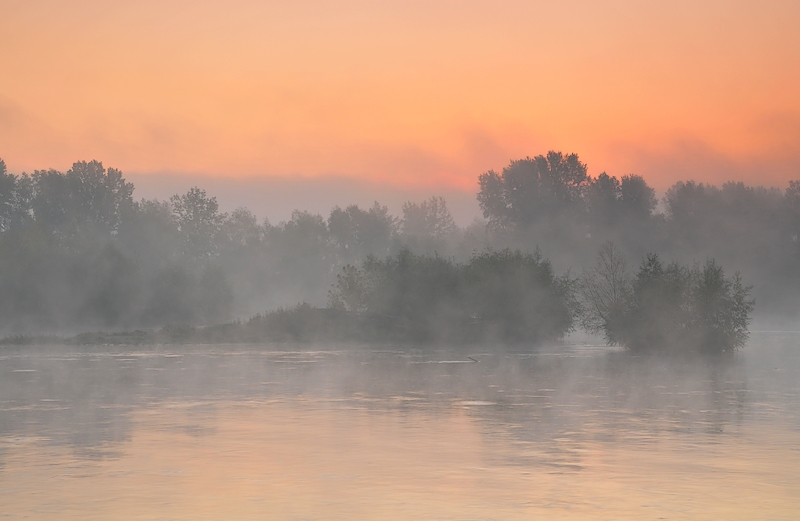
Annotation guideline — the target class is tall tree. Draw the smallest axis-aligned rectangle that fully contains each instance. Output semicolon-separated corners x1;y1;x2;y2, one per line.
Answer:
328;202;397;260
619;174;657;220
585;173;621;227
170;187;227;259
29;161;133;239
478;151;588;230
401;196;457;241
786;180;800;246
67;160;134;235
0;159;17;232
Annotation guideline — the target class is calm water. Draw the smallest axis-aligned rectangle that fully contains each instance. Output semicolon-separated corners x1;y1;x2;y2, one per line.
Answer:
1;333;799;519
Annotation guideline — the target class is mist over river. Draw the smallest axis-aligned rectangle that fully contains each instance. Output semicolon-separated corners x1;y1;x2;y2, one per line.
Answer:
1;333;798;519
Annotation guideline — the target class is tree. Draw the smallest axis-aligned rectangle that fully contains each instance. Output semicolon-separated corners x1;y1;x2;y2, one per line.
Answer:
401;196;457;240
585;173;656;229
619;174;657;220
195;265;234;324
787;180;800;247
264;210;336;304
355;249;461;337
73;243;138;326
275;210;331;257
688;260;754;352
117;198;181;269
585;173;622;227
328;264;369;313
327;248;575;343
580;246;755;353
0;160;33;232
614;254;690;351
578;242;631;343
0;159;14;231
328;202;397;260
170;187;227;259
28;161;133;240
30;169;72;234
664;181;709;224
477;151;589;230
476;168;510;231
67;160;134;235
462;249;574;342
222;207;262;248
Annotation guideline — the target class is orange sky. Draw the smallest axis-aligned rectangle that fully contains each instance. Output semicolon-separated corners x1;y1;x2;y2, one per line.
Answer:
1;0;799;193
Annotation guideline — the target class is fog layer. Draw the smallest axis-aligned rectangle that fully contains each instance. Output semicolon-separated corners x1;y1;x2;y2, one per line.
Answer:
0;152;796;336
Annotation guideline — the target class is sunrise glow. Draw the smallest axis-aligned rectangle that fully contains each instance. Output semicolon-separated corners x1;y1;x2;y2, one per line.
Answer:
2;1;799;191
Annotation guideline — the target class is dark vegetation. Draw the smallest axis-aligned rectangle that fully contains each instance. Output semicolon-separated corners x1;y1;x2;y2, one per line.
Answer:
326;249;573;343
1;151;797;351
579;243;754;353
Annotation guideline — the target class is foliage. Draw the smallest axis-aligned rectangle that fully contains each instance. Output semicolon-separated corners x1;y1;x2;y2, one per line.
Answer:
0;167;236;331
580;245;755;353
30;161;134;241
0;153;796;338
328;202;398;260
585;173;657;227
328;249;574;343
461;249;574;342
402;196;457;240
477;151;589;230
170;187;227;259
577;242;631;344
476;152;659;235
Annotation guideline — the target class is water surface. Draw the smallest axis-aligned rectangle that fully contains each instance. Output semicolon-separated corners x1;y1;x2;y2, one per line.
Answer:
1;333;799;519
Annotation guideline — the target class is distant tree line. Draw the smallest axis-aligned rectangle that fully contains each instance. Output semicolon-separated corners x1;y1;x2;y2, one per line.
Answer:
478;152;656;237
0;159;469;332
0;152;796;349
476;151;800;314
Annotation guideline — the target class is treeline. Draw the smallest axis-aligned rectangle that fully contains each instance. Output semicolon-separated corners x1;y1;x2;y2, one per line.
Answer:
0;152;797;337
476;152;800;313
252;245;752;351
3;246;754;353
0;159;475;332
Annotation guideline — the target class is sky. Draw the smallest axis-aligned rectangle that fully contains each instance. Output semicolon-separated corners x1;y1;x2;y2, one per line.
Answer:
1;0;799;221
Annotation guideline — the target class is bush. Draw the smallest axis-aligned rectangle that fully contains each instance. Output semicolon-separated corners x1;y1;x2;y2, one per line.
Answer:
461;249;574;342
580;243;754;353
328;248;574;343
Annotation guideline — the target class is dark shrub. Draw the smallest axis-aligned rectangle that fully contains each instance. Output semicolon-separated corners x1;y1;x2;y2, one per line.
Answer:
462;249;573;342
328;248;574;344
580;244;754;353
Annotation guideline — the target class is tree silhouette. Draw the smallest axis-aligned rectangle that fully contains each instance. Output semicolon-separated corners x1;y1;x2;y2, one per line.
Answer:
67;160;134;235
478;151;588;230
328;202;397;260
170;187;227;259
578;242;631;343
581;246;755;353
401;196;457;240
619;174;657;220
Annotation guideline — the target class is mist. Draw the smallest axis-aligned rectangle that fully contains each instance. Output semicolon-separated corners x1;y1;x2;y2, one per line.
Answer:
125;171;482;227
2;152;800;518
0;151;797;344
2;337;798;517
4;0;800;514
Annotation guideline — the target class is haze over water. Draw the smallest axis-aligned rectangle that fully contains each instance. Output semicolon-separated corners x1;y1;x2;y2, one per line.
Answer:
1;332;798;520
3;0;800;518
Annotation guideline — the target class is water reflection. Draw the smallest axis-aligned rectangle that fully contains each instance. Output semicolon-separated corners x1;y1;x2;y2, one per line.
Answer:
0;335;798;519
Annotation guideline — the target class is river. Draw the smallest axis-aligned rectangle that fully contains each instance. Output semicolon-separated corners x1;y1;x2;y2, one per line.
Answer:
1;332;798;519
